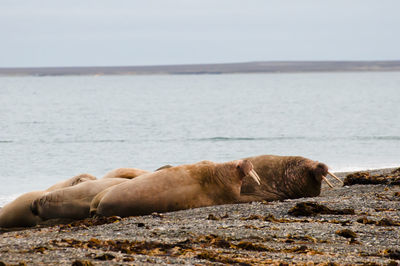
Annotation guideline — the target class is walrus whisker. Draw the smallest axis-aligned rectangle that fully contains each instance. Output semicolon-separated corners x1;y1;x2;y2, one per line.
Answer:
249;169;261;185
322;175;334;188
327;171;343;184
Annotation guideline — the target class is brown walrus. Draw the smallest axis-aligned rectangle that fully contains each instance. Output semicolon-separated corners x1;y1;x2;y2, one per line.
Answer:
0;173;96;228
239;155;342;202
0;191;47;228
93;160;260;217
30;178;132;221
45;173;97;191
101;168;150;179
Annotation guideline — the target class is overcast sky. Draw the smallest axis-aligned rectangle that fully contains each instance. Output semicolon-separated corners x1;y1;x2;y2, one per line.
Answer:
1;0;399;67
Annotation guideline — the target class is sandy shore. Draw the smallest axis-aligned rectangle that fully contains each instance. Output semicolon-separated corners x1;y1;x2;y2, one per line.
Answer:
1;168;400;265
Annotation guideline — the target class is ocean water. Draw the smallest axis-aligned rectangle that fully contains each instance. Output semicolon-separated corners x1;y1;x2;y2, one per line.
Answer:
1;72;400;206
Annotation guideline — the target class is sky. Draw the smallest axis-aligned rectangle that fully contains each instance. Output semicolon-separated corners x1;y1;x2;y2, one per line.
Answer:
0;0;399;67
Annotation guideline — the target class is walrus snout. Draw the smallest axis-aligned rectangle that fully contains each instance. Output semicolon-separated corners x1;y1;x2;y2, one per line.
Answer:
315;162;328;177
89;209;98;218
313;162;343;188
237;160;261;185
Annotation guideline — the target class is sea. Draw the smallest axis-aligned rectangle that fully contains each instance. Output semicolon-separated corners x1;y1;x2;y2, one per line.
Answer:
1;72;400;206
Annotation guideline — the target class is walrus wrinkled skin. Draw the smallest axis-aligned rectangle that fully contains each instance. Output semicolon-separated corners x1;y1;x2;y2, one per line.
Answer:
46;173;97;191
89;185;115;216
0;173;95;228
239;155;337;202
94;160;260;217
31;178;131;221
101;168;150;179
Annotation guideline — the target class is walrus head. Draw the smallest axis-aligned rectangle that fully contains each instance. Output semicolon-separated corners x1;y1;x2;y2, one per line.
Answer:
239;155;343;202
203;159;261;204
236;160;261;185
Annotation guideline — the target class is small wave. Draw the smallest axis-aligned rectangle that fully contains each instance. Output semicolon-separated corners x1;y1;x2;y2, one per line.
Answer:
180;135;400;143
17;121;46;125
188;136;308;142
195;137;262;141
352;136;400;141
0;140;13;143
49;139;127;144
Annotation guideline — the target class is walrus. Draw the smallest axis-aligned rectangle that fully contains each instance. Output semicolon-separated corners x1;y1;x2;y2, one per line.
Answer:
89;185;115;216
46;173;97;191
30;178;132;220
154;165;174;171
239;155;342;202
101;168;150;179
87;164;184;216
0;191;47;228
93;160;260;217
0;173;96;228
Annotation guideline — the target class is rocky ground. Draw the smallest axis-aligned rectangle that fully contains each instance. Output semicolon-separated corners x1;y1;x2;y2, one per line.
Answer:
1;168;400;265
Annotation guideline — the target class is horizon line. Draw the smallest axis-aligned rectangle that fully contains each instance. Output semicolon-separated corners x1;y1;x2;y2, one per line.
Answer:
1;59;400;70
1;60;400;76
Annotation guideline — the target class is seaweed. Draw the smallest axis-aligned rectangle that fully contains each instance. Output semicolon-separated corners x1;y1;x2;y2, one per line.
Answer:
236;241;271;252
58;216;121;232
344;168;400;186
357;217;400;226
71;260;93;266
335;229;357;239
206;213;229;220
94;253;116;261
380;249;400;260
284;234;316;244
288;202;355;217
196;251;251;265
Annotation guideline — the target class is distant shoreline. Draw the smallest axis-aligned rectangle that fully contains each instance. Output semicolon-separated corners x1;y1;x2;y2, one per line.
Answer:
1;60;400;77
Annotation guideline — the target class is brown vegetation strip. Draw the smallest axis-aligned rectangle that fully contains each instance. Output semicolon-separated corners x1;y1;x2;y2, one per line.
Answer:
32;233;325;264
288;202;355;217
344;168;400;186
335;229;357;239
356;217;400;226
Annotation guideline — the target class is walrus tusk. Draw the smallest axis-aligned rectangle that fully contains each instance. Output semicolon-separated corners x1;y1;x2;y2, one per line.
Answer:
327;171;343;184
249;169;261;185
322;175;334;188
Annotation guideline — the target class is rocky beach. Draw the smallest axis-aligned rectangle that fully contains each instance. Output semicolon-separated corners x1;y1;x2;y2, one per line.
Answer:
1;168;399;265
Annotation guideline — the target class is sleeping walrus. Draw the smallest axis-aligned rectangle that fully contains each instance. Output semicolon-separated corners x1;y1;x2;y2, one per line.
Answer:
239;155;342;202
1;167;154;227
30;167;171;221
0;173;96;228
101;167;150;179
30;178;135;221
92;160;260;217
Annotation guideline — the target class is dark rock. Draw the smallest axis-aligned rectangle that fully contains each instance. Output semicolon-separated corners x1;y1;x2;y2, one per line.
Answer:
207;214;220;220
336;229;357;239
94;253;116;261
288;202;355;217
71;260;94;266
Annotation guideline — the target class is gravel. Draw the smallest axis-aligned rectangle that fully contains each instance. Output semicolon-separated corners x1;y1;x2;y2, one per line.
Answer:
1;168;400;265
